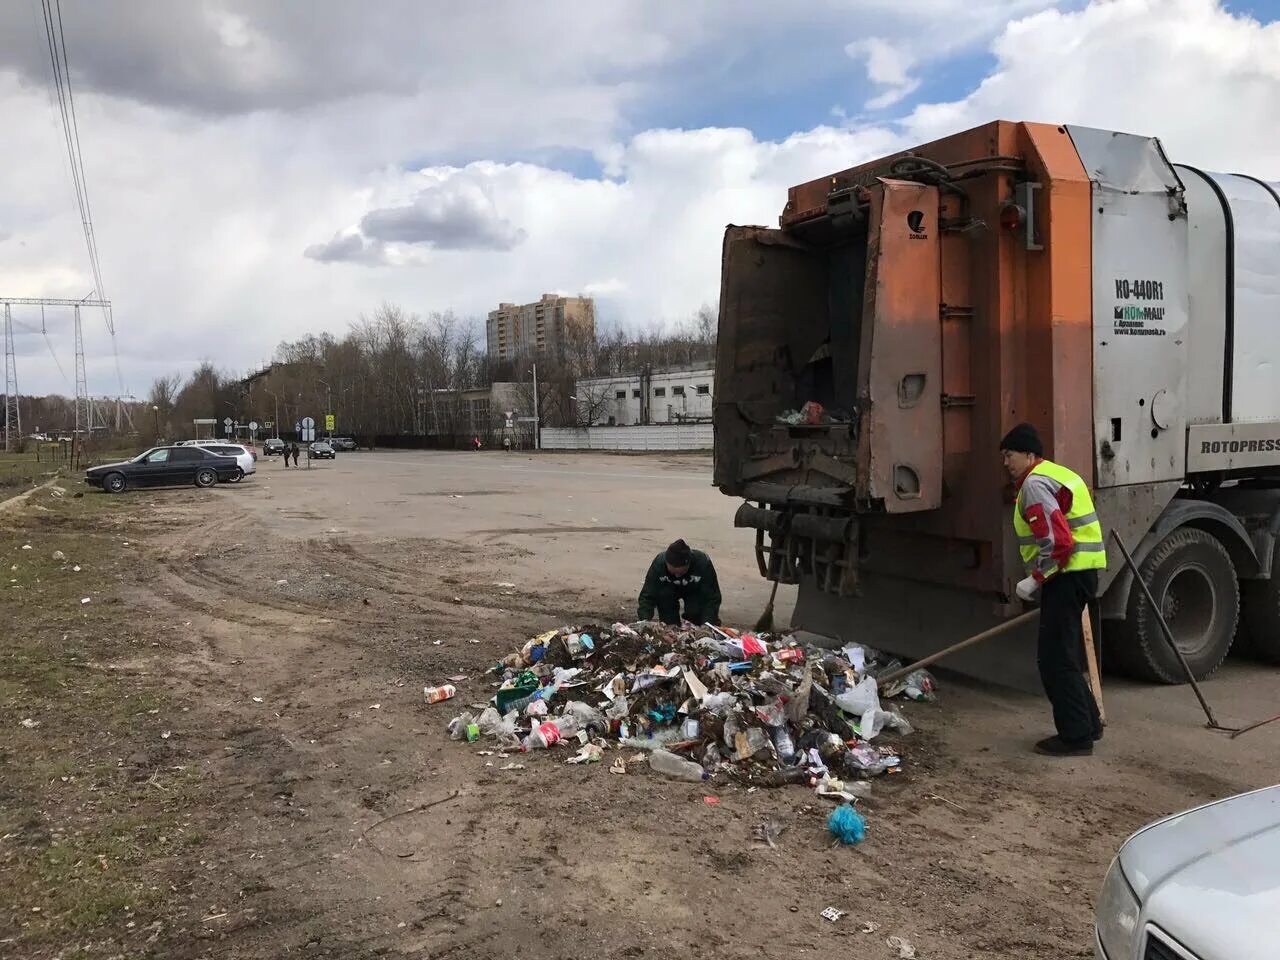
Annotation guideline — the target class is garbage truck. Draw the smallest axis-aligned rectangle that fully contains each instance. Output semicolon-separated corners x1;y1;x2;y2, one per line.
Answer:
714;120;1280;686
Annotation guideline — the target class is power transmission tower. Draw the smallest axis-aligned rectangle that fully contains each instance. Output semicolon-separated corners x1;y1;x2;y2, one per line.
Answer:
73;304;91;437
3;303;20;451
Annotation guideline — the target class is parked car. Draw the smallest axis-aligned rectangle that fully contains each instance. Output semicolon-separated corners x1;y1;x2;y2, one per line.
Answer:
329;437;357;451
1094;783;1279;960
85;446;242;493
196;443;256;480
309;441;336;459
263;438;286;456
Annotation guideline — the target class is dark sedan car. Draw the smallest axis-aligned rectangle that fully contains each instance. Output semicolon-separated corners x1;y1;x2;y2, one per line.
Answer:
85;446;241;493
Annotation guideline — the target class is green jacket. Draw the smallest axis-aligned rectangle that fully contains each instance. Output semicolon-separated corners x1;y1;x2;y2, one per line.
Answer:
637;549;722;625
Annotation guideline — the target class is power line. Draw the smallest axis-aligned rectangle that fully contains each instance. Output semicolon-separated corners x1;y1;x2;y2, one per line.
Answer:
38;0;125;398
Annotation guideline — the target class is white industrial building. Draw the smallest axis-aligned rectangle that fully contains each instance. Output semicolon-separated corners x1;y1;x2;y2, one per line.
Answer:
576;362;714;425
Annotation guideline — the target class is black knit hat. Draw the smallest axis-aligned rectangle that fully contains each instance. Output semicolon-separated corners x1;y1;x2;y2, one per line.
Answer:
665;539;692;567
999;422;1043;457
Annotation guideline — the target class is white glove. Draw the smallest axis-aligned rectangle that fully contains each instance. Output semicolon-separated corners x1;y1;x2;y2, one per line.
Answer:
1016;576;1040;602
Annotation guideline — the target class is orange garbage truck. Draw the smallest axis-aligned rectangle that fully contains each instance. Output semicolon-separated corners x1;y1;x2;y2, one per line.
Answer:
714;120;1280;686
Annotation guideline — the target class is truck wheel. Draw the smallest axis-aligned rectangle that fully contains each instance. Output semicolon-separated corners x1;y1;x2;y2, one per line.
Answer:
1113;528;1238;683
1240;541;1280;664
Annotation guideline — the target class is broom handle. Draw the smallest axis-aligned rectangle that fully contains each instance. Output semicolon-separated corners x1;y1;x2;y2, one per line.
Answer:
876;610;1041;687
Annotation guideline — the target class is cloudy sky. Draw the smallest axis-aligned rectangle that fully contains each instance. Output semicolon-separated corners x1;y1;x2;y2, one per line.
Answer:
1;0;1278;396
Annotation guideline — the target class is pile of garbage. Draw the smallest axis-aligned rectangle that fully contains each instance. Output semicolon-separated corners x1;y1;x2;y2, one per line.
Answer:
438;621;936;804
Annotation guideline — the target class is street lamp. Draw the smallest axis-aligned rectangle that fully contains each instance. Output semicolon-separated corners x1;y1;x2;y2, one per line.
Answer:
152;405;160;442
318;378;333;437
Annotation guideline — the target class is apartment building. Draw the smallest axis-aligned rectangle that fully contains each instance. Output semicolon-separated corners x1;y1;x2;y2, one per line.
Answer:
486;294;595;363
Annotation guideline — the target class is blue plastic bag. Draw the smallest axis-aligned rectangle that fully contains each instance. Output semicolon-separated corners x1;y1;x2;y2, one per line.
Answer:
827;803;866;845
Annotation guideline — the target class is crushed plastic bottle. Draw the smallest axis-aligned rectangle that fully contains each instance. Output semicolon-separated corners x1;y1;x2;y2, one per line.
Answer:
649;749;709;782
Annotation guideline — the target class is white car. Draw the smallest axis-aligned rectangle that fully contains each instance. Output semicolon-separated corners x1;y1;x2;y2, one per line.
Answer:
195;443;256;481
1094;783;1280;960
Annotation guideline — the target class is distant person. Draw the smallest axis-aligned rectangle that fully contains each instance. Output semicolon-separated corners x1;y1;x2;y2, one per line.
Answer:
291;444;301;467
503;435;512;453
637;538;722;626
472;436;481;451
282;444;290;468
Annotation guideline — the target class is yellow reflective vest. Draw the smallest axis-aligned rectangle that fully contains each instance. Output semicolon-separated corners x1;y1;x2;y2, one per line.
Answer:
1013;459;1106;580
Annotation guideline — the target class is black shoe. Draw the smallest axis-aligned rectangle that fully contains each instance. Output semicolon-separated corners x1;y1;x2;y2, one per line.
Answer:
1035;735;1093;757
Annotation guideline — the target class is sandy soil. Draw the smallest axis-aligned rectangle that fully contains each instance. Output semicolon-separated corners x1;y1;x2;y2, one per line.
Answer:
3;450;1277;959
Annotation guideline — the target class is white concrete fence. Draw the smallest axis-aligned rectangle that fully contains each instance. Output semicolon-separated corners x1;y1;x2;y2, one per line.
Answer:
540;424;713;451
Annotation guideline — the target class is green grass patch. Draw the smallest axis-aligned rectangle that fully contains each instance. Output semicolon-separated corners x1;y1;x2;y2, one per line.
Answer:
0;485;203;954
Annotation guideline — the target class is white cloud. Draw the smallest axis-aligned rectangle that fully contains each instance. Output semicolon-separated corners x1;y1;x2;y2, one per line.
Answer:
1;0;1278;399
846;37;921;109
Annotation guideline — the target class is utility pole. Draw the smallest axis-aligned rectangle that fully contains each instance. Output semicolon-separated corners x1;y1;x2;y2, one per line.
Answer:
531;361;540;450
73;304;91;438
264;388;280;438
3;303;20;451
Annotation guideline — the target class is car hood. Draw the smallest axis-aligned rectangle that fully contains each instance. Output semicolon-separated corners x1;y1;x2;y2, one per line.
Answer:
86;459;134;474
1122;784;1280;959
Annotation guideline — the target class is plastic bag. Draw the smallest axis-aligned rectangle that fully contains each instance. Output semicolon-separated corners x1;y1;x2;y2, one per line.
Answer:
755;698;787;727
702;692;737;717
835;676;880;716
476;706;518;739
903;669;938;702
858;707;913;741
559;700;604;728
446;711;475;740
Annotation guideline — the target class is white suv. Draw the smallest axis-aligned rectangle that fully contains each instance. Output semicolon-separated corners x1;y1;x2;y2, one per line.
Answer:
196;443;256;481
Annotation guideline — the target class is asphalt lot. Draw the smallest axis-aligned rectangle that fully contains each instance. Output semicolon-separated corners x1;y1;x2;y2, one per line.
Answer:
235;448;797;627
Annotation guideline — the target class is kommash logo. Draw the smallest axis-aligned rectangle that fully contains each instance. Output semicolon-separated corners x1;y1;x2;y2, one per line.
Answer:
906;210;927;239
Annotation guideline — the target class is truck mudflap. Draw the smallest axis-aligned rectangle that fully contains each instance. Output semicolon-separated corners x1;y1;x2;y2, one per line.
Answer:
734;484;860;596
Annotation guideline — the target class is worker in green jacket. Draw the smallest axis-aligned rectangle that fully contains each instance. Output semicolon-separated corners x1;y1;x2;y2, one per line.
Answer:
637;539;722;626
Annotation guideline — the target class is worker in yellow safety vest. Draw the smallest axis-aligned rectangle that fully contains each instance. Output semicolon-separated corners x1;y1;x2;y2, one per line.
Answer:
1001;423;1107;757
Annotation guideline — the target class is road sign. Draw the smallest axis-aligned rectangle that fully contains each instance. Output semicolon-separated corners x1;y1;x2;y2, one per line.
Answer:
301;416;316;443
325;414;335;432
295;421;301;434
249;421;258;431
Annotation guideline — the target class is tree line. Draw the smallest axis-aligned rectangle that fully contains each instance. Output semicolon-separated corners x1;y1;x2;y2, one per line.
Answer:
139;302;716;442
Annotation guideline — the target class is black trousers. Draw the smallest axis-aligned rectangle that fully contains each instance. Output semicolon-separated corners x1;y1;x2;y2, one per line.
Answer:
1038;570;1102;744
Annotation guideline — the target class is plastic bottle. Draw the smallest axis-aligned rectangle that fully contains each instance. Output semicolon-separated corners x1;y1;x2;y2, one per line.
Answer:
424;684;456;704
521;715;580;751
648;749;708;782
772;725;796;760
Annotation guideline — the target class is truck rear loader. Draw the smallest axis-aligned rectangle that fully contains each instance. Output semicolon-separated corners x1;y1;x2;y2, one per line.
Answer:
714;121;1280;686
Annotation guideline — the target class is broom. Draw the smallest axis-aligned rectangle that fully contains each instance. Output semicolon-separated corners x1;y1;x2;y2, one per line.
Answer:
754;578;781;633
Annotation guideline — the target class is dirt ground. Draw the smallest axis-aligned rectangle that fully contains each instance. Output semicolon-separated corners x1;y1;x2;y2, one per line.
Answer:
2;450;1277;960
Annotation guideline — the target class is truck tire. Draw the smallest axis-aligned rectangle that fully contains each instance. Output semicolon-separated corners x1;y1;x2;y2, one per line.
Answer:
1240;541;1280;664
1112;528;1239;683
